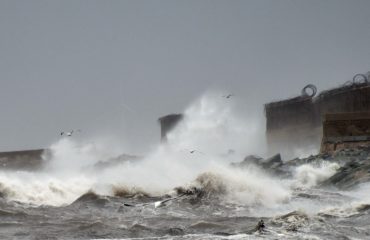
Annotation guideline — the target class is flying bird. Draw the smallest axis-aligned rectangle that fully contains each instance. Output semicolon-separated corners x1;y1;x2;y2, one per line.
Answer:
222;94;234;99
60;129;81;137
181;148;205;155
189;150;204;155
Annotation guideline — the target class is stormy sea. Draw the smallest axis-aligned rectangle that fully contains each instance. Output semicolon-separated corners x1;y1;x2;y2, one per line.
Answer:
1;94;370;240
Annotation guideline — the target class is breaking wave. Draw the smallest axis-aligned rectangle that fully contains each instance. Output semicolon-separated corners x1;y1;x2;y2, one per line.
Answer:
292;161;340;188
0;90;367;227
0;92;289;207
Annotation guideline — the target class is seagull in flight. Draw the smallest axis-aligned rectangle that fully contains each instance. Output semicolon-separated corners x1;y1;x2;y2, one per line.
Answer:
60;129;81;137
189;149;204;154
222;94;234;99
179;148;205;155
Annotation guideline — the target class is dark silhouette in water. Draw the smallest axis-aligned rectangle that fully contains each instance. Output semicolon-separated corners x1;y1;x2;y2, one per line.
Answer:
255;219;265;232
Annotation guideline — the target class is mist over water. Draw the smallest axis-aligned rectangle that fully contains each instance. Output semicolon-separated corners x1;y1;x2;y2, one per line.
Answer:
0;93;350;204
1;92;370;239
167;91;266;158
0;92;280;206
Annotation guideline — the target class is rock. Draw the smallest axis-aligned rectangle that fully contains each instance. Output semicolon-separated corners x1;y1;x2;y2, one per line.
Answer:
230;155;262;168
231;153;288;176
261;153;283;168
320;157;370;189
244;155;263;164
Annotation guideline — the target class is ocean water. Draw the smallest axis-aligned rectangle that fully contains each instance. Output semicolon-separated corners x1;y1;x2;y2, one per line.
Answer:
0;93;369;240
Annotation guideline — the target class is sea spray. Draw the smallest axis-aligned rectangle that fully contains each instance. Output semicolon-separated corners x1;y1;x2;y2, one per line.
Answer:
0;92;287;206
96;92;289;205
45;136;126;174
0;170;92;206
167;91;266;159
292;161;340;188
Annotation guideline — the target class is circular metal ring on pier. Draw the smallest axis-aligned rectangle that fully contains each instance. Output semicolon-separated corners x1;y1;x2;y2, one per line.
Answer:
301;84;317;97
352;73;368;85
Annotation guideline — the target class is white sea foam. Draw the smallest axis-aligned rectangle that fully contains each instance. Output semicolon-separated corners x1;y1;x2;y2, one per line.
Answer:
292;161;340;188
0;170;93;206
0;92;288;206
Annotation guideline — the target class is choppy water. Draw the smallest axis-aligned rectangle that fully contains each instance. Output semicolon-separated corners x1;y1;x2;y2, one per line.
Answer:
1;94;369;239
1;143;370;240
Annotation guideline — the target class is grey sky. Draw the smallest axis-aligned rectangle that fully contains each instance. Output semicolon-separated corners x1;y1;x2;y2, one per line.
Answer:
1;0;369;153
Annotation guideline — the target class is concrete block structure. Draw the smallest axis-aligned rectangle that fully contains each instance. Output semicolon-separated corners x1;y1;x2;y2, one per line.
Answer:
264;72;370;155
158;114;183;142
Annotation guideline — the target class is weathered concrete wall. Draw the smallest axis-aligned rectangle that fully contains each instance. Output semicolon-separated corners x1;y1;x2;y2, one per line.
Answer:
265;96;315;131
316;83;370;118
0;149;46;170
265;75;370;155
158;114;183;142
321;112;370;153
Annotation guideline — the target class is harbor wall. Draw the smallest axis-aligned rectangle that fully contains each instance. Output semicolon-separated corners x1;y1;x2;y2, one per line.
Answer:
0;149;46;170
265;78;370;155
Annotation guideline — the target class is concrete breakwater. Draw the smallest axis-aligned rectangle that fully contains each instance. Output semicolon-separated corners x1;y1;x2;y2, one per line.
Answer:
264;72;370;155
0;149;46;170
0;148;140;171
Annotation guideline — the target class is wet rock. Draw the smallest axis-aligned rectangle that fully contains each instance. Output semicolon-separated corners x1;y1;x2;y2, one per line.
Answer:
237;148;370;189
231;153;288;176
243;155;263;164
230;155;262;168
241;153;283;169
261;153;283;169
320;151;370;189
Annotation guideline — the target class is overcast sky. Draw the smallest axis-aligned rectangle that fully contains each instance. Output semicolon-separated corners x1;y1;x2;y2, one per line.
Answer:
1;0;369;153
